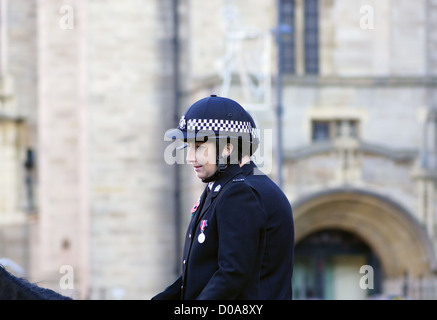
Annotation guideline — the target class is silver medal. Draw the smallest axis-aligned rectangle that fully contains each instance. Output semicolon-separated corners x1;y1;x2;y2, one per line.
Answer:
198;233;206;243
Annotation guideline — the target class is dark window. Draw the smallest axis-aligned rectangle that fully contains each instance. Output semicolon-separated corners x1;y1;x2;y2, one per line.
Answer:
304;0;319;74
312;119;360;142
312;121;330;141
279;0;295;74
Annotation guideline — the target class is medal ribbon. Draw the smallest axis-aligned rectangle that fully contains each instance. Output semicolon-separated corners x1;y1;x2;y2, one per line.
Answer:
200;220;208;232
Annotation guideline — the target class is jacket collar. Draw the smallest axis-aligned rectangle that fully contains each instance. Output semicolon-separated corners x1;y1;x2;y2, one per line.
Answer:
193;164;243;226
209;164;243;199
241;160;256;176
241;160;266;177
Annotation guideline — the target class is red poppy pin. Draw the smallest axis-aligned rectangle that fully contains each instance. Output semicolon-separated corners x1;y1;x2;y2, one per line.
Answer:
191;200;200;214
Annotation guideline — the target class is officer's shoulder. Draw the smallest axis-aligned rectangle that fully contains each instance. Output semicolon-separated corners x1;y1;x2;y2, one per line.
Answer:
220;176;260;201
221;176;251;193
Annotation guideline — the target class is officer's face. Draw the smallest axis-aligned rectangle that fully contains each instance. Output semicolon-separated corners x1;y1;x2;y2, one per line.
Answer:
186;141;218;180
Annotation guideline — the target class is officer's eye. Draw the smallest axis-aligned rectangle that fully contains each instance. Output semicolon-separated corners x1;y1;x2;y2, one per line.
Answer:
195;143;205;151
186;144;201;153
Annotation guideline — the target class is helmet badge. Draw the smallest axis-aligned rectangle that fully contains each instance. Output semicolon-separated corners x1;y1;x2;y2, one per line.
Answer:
179;115;186;129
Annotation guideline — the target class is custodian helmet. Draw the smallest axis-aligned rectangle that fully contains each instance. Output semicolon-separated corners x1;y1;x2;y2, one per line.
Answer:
165;94;259;152
165;95;259;181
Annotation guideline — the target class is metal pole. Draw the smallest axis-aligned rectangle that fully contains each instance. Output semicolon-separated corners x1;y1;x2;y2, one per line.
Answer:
172;0;182;276
275;0;284;188
0;0;7;77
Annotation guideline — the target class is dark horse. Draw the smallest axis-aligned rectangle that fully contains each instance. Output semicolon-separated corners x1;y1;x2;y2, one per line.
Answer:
0;264;72;300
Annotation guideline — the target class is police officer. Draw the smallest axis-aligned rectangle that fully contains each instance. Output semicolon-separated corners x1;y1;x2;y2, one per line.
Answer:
240;111;295;300
153;95;267;300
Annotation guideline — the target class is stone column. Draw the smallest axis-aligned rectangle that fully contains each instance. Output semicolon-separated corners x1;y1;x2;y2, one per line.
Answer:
34;0;88;299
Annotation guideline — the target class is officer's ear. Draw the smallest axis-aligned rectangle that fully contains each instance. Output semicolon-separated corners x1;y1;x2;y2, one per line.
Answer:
221;142;234;158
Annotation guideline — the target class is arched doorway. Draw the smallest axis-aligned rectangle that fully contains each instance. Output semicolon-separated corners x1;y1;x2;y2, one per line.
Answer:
291;187;436;299
292;228;382;299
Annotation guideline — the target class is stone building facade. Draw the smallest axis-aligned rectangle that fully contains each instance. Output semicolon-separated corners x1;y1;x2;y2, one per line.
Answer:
0;0;436;299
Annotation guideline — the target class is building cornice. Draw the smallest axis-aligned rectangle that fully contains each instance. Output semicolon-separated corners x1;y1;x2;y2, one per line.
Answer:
285;140;417;162
283;75;437;88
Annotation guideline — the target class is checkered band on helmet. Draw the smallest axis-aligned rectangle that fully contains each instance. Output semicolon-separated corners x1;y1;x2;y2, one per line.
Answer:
166;95;260;148
179;117;258;139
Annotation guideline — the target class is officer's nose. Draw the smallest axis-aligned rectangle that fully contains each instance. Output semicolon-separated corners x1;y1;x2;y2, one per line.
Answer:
186;145;196;164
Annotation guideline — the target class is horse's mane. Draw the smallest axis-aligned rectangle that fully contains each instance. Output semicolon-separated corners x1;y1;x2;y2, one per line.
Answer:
0;264;73;300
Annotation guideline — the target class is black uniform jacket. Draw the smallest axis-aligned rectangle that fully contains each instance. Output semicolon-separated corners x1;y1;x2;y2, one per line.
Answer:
153;164;267;300
241;161;294;300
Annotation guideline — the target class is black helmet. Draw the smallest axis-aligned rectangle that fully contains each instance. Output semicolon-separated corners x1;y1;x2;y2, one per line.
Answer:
243;109;259;156
165;95;259;182
165;94;259;154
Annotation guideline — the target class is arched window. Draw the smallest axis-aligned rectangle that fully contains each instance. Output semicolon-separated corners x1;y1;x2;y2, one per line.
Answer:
279;0;319;75
304;0;319;74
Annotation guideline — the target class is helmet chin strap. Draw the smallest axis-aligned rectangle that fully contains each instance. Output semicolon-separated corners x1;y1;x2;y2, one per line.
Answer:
200;139;240;183
201;153;240;183
201;156;227;183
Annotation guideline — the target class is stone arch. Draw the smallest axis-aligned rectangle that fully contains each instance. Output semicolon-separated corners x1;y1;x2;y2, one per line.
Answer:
292;187;436;279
